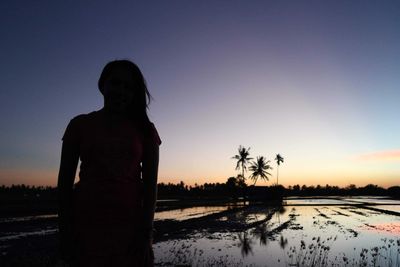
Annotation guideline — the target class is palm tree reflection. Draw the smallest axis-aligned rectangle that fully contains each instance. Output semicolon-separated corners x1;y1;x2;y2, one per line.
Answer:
252;222;269;246
237;231;254;257
275;205;286;224
279;235;288;250
237;208;290;257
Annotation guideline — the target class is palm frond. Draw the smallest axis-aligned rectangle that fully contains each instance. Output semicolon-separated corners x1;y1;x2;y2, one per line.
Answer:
232;145;252;179
248;156;273;185
275;154;284;165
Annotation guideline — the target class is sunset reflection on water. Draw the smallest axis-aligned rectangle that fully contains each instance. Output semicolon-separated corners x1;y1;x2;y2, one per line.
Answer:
362;222;400;235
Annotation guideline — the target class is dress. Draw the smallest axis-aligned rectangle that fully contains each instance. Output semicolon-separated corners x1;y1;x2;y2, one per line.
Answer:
62;108;161;266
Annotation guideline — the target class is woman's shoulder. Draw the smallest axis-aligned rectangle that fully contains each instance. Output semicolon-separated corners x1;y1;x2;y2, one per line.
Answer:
69;110;101;123
64;111;101;133
62;111;101;142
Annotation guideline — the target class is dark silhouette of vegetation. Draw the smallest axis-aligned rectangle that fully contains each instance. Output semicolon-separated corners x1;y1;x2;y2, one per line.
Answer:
0;184;56;197
274;154;284;185
248;156;272;185
0;184;58;216
232;145;253;201
232;145;253;184
225;176;246;199
156;181;235;199
387;186;400;199
0;183;399;214
285;183;391;197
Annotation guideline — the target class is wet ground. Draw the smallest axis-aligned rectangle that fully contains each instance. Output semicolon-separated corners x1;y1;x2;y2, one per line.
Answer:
153;196;400;266
1;196;400;266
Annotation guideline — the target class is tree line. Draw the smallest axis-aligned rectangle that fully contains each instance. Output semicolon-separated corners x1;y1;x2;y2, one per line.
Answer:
157;182;400;198
1;182;399;199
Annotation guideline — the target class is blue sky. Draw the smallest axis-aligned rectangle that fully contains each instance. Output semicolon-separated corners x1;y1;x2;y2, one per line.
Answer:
1;1;399;187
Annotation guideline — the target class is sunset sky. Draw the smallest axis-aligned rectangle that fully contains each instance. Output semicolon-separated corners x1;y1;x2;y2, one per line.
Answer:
1;1;399;188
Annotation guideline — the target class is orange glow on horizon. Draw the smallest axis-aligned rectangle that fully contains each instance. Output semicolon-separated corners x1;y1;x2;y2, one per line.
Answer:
0;166;398;188
0;169;59;187
355;149;400;161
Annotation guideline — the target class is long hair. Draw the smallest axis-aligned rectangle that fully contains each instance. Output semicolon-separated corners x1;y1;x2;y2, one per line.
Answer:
98;60;152;133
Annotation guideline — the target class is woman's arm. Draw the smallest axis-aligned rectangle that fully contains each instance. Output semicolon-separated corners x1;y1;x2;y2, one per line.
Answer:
57;140;79;261
141;140;160;234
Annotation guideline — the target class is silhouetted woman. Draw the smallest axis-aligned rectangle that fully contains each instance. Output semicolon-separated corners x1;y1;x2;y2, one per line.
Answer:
57;60;160;266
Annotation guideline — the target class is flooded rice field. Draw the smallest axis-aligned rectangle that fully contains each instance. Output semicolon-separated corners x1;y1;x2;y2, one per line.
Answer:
153;197;400;266
155;206;230;221
0;196;399;266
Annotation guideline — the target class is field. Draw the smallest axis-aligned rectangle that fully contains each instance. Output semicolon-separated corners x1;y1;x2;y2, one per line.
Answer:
1;196;400;266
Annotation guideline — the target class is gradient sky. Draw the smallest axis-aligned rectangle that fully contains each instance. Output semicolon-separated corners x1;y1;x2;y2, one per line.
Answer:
1;1;399;187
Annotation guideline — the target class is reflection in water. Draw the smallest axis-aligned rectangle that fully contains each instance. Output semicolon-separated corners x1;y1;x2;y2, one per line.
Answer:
153;200;400;266
237;231;254;257
285;198;348;205
279;206;286;214
0;229;58;241
244;208;290;250
0;214;57;223
154;206;229;221
275;205;286;224
251;222;269;246
4;198;400;266
362;222;400;235
279;235;288;249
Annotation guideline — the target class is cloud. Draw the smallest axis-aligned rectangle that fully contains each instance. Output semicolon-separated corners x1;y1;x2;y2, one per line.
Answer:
355;149;400;161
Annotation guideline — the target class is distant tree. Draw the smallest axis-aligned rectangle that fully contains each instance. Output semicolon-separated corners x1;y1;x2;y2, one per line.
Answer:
388;186;400;199
248;156;272;185
362;184;384;195
232;145;253;184
235;175;247;188
226;176;241;199
274;154;284;185
345;184;357;195
293;184;300;195
226;176;239;188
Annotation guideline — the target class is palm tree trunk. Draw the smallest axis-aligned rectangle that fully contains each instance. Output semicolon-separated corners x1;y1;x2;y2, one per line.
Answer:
241;163;246;204
242;163;244;182
276;165;279;186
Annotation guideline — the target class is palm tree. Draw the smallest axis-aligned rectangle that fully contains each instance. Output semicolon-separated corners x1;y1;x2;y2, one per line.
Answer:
248;156;272;185
232;145;253;184
274;154;284;185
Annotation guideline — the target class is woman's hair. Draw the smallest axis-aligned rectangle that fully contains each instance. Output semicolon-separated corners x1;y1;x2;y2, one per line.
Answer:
98;59;152;133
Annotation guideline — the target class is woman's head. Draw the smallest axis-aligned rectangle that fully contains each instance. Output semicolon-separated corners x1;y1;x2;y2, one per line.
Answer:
98;60;151;122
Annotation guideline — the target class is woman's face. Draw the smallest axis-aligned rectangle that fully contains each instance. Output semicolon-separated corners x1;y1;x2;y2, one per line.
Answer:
102;67;135;114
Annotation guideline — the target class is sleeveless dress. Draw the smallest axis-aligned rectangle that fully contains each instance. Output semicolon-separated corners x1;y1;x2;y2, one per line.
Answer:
62;108;161;266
